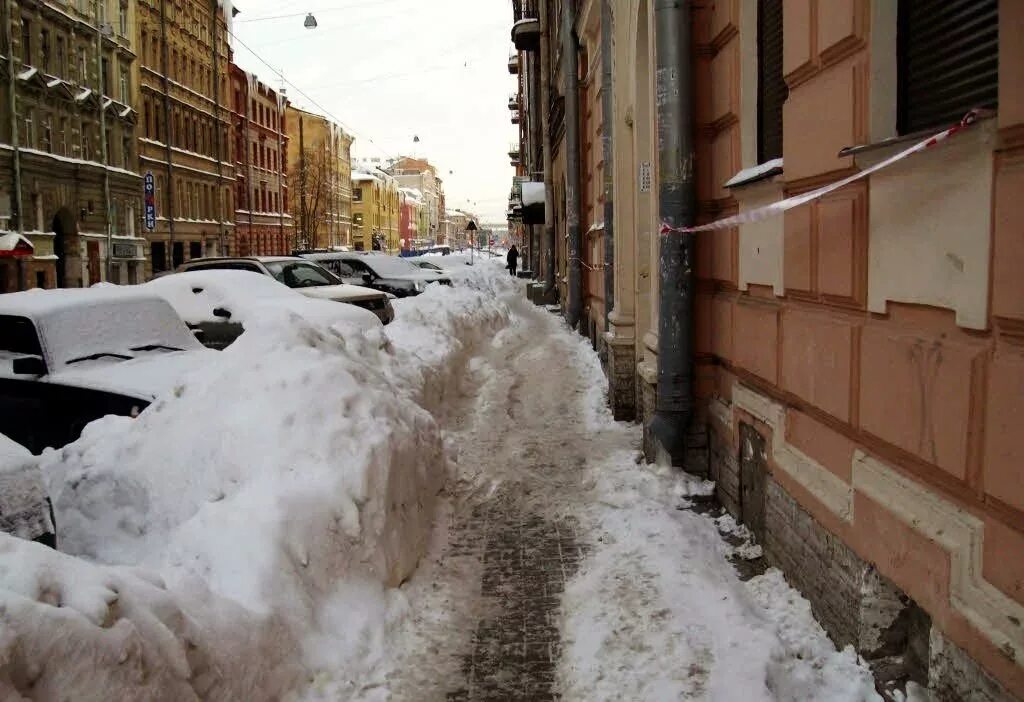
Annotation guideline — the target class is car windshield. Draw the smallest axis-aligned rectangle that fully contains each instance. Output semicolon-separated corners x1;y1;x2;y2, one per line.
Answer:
0;315;43;357
263;261;341;288
357;256;422;277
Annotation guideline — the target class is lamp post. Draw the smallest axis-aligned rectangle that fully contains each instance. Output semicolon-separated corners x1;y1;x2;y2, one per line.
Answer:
466;219;477;266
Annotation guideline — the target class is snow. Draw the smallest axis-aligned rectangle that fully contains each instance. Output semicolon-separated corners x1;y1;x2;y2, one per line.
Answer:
352;172;381;183
724;158;784;187
0;272;512;700
521;180;545;206
143;270;382;332
0;232;33;253
0;261;885;700
0;435;52;542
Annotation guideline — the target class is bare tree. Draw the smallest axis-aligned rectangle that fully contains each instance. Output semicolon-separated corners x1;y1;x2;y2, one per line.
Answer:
289;147;330;249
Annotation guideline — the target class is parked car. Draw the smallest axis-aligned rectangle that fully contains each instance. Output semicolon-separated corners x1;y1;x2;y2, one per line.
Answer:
0;432;56;548
300;252;453;297
145;270;383;350
405;258;446;274
175;256;395;324
0;287;215;454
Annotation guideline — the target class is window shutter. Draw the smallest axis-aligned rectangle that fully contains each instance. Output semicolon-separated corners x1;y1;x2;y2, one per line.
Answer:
757;0;786;164
898;0;999;134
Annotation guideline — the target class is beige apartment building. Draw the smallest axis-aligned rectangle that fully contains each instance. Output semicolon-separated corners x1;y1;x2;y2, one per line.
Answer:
286;106;352;250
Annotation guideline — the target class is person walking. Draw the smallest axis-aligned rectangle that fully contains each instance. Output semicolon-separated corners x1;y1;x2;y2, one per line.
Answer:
507;245;519;277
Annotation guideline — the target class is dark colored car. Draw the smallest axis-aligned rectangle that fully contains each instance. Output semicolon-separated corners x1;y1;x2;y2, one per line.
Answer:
0;288;214;454
301;253;453;297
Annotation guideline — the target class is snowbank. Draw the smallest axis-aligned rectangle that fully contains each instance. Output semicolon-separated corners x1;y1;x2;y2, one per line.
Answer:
0;275;512;699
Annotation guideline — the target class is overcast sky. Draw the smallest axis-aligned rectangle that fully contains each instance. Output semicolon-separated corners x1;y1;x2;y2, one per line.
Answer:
230;0;514;223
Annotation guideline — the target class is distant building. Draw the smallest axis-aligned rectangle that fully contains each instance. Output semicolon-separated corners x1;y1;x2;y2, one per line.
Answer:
390;156;444;245
1;0;145;290
351;166;398;252
285;107;352;250
230;65;290;256
137;0;233;277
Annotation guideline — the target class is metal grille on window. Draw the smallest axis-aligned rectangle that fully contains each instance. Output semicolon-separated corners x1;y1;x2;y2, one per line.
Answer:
897;0;998;134
757;0;786;164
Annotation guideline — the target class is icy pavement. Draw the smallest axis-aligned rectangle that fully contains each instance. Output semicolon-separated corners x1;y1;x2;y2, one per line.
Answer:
314;268;882;701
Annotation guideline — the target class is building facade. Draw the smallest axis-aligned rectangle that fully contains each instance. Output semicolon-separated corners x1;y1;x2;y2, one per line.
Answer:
230;64;290;256
285;106;351;250
136;0;233;277
351;167;398;252
517;1;1024;698
1;0;145;291
391;156;444;245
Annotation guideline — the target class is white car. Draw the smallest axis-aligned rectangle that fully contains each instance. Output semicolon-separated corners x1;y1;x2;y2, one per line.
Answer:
0;287;215;453
175;256;395;324
144;270;383;349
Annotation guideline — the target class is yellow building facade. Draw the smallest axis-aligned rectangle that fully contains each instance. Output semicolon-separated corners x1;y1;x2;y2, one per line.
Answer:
285;106;351;249
351;168;398;252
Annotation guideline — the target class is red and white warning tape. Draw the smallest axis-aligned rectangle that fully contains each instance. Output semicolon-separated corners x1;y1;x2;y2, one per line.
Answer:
659;110;982;236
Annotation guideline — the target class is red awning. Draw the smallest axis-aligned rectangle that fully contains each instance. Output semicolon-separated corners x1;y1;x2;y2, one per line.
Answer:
0;233;34;257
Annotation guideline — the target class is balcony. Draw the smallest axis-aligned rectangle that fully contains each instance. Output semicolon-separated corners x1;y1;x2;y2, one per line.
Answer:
508;53;519;75
508;143;521;160
508;94;519;111
511;17;541;52
511;110;520;125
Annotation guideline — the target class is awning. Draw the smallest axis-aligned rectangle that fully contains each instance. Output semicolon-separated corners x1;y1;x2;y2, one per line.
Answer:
0;233;35;257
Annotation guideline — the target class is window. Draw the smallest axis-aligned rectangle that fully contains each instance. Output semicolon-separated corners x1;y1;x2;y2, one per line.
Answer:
122;135;131;168
59;118;68;155
757;0;786;163
897;0;998;134
189;241;202;259
98;0;106;28
40;29;51;72
20;109;35;149
42;116;52;153
119;2;128;36
101;58;110;95
120;68;129;101
78;47;87;82
172;241;184;268
20;17;31;65
56;35;66;75
353;212;364;226
353;187;363;202
151;241;167;273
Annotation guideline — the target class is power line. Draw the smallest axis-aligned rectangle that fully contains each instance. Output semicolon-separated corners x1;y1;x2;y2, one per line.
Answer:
233;0;406;24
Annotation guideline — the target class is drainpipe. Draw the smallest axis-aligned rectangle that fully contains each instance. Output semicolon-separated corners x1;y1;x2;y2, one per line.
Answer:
3;0;23;243
210;0;225;255
95;0;112;281
243;76;254;252
527;48;541;277
539;0;555;295
600;0;614;328
649;0;696;465
561;0;582;329
158;0;175;268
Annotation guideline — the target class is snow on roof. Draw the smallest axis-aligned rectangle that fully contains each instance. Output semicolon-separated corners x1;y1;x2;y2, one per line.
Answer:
0;287;203;373
522;181;545;206
724;158;783;188
17;67;37;81
75;87;92;102
352;172;380;183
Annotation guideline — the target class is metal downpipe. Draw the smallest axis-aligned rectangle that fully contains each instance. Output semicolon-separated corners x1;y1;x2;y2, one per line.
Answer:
649;0;696;465
540;0;556;294
562;0;582;328
600;0;614;327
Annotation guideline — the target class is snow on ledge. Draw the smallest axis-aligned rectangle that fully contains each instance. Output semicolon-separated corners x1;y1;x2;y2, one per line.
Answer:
724;158;783;188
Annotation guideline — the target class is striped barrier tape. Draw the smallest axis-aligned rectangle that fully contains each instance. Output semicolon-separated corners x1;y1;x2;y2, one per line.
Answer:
659;110;981;236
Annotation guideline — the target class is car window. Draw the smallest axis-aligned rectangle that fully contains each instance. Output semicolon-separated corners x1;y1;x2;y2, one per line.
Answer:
187;262;262;273
0;315;43;356
343;259;369;273
263;261;340;288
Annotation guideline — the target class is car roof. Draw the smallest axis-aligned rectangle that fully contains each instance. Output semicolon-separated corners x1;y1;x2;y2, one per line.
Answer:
0;286;166;320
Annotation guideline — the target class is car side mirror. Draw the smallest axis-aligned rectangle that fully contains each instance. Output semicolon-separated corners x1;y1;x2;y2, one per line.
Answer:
212;307;232;319
12;356;46;376
362;273;374;284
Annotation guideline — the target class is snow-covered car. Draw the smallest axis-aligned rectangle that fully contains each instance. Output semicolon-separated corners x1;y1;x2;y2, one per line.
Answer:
176;256;394;324
301;252;453;297
0;287;215;453
405;258;446;274
145;270;383;350
0;432;55;547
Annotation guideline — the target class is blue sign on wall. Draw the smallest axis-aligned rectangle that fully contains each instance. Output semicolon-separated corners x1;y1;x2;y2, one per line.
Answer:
143;172;156;231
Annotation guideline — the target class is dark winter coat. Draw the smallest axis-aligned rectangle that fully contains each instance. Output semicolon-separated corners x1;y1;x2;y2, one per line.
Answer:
507;247;519;265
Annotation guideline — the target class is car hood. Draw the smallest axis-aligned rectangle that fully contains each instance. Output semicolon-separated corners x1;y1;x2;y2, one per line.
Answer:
46;349;217;401
295;284;388;302
377;272;452;284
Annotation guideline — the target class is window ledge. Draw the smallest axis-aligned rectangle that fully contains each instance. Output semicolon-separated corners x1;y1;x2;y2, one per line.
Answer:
838;111;997;158
724;158;783;189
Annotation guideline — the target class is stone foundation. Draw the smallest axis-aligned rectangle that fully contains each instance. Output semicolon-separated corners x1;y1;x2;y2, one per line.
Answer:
602;335;636;421
638;373;656;461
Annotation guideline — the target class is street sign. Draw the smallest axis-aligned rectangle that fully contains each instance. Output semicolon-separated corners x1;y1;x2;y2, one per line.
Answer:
143;172;156;231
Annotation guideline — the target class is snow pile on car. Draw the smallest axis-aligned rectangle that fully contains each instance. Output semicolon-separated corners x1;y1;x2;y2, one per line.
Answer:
0;279;511;700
